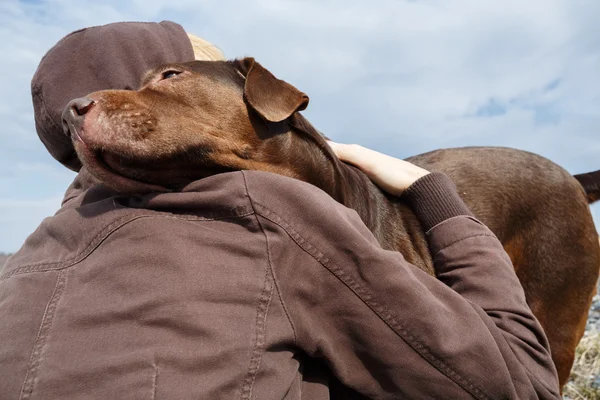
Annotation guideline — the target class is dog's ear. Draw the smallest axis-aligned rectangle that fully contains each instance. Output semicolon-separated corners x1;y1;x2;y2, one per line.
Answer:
240;57;309;123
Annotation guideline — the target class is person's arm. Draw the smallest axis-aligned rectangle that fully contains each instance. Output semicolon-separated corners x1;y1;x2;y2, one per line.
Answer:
330;142;559;392
242;149;561;399
334;142;559;397
403;172;560;396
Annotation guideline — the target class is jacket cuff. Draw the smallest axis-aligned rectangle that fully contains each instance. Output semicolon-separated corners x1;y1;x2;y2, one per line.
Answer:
401;172;474;231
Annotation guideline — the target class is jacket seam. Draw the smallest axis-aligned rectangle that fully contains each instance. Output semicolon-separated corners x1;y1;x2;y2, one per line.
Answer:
151;358;159;400
245;181;299;351
19;270;68;400
242;172;298;345
425;215;484;234
253;201;491;400
261;223;298;346
430;233;496;260
2;209;254;280
239;172;276;399
239;242;275;400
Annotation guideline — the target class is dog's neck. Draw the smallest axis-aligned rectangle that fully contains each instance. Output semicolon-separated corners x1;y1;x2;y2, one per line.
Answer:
278;115;433;270
285;115;386;219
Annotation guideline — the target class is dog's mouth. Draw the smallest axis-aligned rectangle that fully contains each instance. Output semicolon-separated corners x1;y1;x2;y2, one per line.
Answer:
73;135;234;193
67;98;238;193
72;137;170;194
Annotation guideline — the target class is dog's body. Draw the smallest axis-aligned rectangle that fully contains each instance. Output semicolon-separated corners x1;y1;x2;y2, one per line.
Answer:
62;58;600;387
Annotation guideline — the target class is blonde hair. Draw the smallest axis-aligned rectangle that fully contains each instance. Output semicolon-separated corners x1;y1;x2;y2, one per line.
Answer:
186;33;226;61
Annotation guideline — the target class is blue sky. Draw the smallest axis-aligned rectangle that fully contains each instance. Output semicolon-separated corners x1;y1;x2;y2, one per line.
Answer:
1;0;600;252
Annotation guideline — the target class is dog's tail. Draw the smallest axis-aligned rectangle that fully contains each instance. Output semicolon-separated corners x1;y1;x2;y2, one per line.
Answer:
574;170;600;204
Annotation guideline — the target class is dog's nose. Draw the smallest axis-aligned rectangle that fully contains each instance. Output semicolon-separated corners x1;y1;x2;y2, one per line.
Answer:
62;97;95;136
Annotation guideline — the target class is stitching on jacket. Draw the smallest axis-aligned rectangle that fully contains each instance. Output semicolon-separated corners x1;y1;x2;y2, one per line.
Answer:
151;360;159;400
1;208;254;280
431;233;496;260
425;215;485;235
261;223;298;346
253;202;492;400
242;172;298;346
19;270;68;400
239;172;279;399
239;246;275;399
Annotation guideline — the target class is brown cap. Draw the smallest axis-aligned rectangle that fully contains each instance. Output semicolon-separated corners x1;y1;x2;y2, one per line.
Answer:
31;21;195;171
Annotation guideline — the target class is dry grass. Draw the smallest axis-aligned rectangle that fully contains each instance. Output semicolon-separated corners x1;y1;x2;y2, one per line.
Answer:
564;329;600;399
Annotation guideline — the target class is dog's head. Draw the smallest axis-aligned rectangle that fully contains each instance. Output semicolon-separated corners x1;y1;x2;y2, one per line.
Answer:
62;58;313;193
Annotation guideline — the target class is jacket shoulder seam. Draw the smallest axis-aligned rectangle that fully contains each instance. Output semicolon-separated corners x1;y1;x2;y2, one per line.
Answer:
258;219;298;345
252;201;492;400
238;172;293;399
241;172;298;346
1;207;254;280
238;246;275;400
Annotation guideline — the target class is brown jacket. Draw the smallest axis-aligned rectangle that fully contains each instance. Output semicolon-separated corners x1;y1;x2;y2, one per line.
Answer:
0;167;560;399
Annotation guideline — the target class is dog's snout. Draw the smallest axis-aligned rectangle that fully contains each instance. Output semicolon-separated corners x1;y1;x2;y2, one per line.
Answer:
62;97;95;137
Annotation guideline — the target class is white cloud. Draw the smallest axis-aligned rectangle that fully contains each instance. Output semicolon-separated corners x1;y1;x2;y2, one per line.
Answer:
1;0;600;251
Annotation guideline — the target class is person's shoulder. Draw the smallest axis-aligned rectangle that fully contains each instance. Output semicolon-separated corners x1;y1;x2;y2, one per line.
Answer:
242;170;342;210
241;170;369;238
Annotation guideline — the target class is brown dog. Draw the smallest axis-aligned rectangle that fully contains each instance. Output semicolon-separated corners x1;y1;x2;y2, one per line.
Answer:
62;58;600;388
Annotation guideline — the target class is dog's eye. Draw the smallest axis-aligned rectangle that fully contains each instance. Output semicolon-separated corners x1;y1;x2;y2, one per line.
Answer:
161;70;181;80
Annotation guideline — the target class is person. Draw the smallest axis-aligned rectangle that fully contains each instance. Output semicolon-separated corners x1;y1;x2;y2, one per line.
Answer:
0;21;561;399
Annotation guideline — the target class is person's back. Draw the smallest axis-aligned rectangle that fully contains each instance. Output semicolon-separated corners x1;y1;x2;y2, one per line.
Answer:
0;168;356;398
